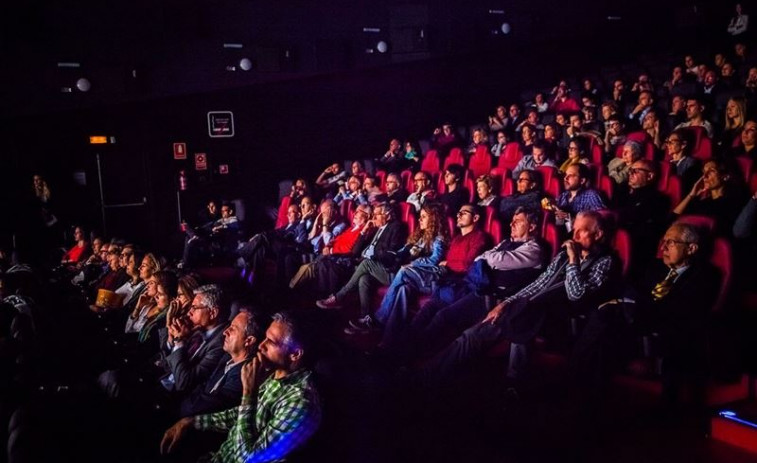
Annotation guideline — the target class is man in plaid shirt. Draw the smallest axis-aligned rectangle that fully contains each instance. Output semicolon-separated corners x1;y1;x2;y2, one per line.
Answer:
421;210;616;383
161;311;321;462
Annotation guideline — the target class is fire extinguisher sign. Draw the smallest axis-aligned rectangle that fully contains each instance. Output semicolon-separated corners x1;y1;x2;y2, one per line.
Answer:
173;143;187;160
195;153;208;171
208;111;235;138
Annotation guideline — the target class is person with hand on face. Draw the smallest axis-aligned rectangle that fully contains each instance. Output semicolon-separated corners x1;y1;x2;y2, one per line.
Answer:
641;109;664;151
421;211;614;384
160;284;228;394
489;105;507;132
673;159;748;235
160;311;321;463
376;138;405;173
431;123;461;156
406;171;436;212
552;164;606;232
288;179;309;206
178;308;266;418
491;130;508;158
333;176;368;206
315;163;348;198
307;199;347;255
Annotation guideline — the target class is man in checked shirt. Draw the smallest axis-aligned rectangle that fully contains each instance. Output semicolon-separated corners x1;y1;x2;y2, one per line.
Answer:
421;210;617;384
161;311;322;463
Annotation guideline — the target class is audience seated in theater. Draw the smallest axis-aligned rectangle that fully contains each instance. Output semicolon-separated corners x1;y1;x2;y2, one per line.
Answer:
407;207;544;359
313;203;414;316
92;248;147;314
91;241;129;296
529;92;549;114
559;139;591;174
503;104;523;139
665;95;688;135
519;123;537;157
721;98;747;149
333;175;368;206
342;203;451;336
99;269;178;398
581;104;603;134
699;69;724;107
515;109;543;133
488;105;507;132
289;204;371;292
403;140;421;168
123;255;163;336
60;226;90;267
308;199;347;255
627;90;655;130
550;83;580;114
431;123;461;156
615;159;670;278
642;109;665;151
720;62;738;90
237;203;308;288
315;163;348;198
438;164;470;219
685;55;702;78
631;73;654;96
158;283;229;394
601;101;620;133
420;210;615;384
406;171;437;212
611;79;632;113
663;66;686;95
178;307;267;418
552;164;606;230
368;204;491;349
362;175;384;204
475;175;499;208
384;173;409;204
500;169;543;224
513;140;557;179
161;310;321;463
288;178;310;206
543;123;562;157
181;202;240;269
561;113;587;148
603;115;628;156
607;140;643;185
467;127;489;155
667;128;702;193
574;222;718;406
673;159;748;235
491;130;508;158
376;138;405;173
674;95;714;138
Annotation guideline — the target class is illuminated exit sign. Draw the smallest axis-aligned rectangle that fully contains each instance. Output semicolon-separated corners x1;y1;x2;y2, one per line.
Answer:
207;111;234;138
89;136;116;144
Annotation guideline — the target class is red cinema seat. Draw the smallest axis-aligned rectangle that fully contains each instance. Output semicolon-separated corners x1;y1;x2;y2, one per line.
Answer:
657;160;671;192
443;147;465;170
536;166;558;188
421;150;441;174
463;177;476;202
710;238;732;312
482;206;497;232
469;146;493;178
447;216;456;237
675;214;716;234
613;228;632;277
598;175;614;202
545;176;562;199
402;170;413;191
497;143;524;171
375;170;387;191
405;211;417;236
399;202;415;223
665;175;682;209
543;222;561;258
489;219;504;243
501;177;514;196
750;172;757;194
275;195;292;229
735;156;753;183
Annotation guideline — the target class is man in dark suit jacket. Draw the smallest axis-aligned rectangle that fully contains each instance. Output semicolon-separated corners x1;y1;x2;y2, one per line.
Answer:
179;308;266;417
162;284;229;394
571;222;719;404
316;202;407;317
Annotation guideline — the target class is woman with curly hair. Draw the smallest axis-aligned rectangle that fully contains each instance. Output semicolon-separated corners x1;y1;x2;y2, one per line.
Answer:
344;203;450;336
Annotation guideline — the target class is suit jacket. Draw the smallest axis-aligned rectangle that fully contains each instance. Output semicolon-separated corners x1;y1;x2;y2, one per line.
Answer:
634;260;720;360
163;323;228;393
352;220;407;269
179;353;244;417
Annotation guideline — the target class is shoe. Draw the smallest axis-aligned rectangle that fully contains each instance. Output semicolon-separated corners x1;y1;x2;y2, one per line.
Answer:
316;295;342;310
348;315;373;330
344;315;375;335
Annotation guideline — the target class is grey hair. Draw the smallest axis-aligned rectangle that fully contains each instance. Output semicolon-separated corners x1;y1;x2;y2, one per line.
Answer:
670;222;701;245
195;284;228;320
624;140;643;159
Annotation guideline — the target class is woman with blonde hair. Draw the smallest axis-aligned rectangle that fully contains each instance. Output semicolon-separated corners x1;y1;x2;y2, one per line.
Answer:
722;96;747;147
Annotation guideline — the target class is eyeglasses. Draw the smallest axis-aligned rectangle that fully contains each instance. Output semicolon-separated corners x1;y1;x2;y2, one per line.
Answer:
629;168;652;175
661;239;691;248
189;304;209;312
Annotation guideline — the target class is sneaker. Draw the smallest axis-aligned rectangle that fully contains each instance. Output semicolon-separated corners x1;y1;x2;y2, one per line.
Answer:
316;295;342;310
348;315;374;330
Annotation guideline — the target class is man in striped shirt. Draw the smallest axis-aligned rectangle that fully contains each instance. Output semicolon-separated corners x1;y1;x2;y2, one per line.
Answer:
161;311;321;463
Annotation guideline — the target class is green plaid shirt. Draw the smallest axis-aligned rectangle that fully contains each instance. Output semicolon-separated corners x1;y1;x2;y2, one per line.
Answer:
195;368;321;463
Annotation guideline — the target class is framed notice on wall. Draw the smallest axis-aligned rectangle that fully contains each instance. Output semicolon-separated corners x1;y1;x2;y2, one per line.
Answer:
207;111;235;138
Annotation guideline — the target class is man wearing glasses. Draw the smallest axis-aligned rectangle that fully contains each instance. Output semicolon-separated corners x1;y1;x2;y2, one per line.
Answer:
615;159;670;278
406;171;436;212
574;222;719;406
162;284;229;394
384;173;409;204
